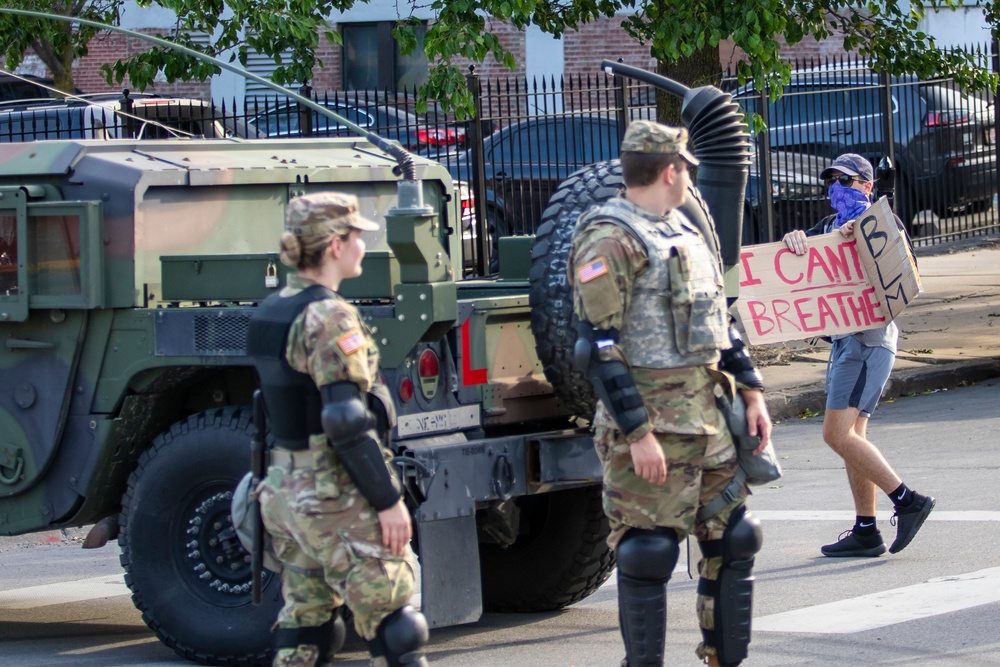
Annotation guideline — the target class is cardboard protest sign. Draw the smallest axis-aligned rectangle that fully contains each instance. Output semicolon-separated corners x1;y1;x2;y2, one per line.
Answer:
736;197;921;345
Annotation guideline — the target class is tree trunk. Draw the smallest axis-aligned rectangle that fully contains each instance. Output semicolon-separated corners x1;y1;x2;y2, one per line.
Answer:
51;48;76;97
32;22;76;97
655;45;723;126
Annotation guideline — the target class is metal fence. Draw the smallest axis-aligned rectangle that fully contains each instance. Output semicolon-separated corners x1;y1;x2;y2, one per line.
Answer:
2;48;998;270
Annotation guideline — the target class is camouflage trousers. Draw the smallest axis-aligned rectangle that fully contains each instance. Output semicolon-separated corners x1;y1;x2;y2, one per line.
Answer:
595;422;747;662
258;448;416;667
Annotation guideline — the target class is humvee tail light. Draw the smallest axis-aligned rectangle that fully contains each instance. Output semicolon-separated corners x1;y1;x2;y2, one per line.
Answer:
418;349;440;399
399;377;414;403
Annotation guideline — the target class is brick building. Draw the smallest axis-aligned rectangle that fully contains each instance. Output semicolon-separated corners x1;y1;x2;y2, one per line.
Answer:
9;3;990;102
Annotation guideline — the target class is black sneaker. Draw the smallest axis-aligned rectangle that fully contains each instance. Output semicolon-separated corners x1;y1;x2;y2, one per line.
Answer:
889;492;936;554
821;529;887;557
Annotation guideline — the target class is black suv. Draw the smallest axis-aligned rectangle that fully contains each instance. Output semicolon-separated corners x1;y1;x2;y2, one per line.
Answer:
734;69;996;229
0;73;69;102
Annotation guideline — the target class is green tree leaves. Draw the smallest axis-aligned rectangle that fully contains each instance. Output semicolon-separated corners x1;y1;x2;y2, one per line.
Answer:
0;0;996;118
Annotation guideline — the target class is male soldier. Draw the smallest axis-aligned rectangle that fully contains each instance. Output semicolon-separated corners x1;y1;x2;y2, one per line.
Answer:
570;120;772;667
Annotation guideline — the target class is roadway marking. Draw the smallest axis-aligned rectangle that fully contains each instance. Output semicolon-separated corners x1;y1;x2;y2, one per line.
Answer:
62;637;162;655
0;574;128;610
755;567;1000;633
753;510;1000;522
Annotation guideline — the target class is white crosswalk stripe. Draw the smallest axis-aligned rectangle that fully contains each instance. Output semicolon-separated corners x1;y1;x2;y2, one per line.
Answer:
754;567;1000;633
0;574;128;610
753;510;1000;522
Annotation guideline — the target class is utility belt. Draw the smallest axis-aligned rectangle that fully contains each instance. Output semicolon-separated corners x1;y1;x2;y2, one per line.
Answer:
270;447;315;471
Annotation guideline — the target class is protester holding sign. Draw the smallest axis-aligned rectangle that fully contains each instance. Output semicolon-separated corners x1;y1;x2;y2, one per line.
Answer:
782;153;935;558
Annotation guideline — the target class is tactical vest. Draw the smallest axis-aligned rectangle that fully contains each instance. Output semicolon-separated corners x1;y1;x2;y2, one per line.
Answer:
592;199;729;368
246;284;337;451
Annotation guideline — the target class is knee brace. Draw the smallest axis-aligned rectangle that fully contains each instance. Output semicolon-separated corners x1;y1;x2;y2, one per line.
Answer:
698;506;763;667
616;527;680;667
367;605;429;667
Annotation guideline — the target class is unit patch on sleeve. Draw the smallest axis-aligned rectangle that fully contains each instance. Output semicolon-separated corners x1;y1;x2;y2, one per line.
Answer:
337;330;366;355
577;257;609;283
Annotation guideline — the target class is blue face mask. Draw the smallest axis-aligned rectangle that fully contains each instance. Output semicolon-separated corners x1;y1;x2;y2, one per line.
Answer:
827;181;871;229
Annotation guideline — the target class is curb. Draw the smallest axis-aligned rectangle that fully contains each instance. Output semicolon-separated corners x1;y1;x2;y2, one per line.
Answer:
766;357;1000;422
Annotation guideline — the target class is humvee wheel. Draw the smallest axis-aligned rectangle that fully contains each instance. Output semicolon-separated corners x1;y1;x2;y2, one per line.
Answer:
479;485;614;612
119;407;281;666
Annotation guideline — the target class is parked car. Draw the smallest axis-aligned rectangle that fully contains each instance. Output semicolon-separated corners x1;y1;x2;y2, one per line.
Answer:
0;94;255;141
0;72;78;102
458;115;620;239
246;100;465;153
743;139;829;244
440;114;827;250
733;69;997;229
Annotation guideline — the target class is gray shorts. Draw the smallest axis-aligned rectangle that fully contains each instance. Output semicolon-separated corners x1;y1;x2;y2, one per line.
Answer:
825;335;895;417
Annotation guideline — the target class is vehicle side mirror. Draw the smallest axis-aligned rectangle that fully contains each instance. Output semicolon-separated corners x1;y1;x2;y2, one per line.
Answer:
875;156;895;206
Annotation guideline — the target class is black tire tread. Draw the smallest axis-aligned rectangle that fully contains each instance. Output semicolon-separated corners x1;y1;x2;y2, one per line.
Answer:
480;486;615;613
119;407;270;667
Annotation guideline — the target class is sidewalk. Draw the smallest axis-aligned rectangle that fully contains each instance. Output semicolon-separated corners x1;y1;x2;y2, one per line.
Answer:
757;235;1000;421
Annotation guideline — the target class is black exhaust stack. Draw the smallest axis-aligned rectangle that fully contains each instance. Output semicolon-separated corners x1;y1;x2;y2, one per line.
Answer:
600;61;751;268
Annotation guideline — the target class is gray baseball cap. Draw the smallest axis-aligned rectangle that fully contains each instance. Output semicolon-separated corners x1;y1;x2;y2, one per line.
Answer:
820;153;874;182
285;192;380;237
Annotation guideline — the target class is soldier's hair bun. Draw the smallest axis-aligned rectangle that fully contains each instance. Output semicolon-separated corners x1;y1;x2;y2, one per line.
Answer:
279;231;303;267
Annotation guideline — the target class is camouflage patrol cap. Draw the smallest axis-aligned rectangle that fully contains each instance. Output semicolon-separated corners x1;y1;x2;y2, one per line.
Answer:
620;120;699;166
285;192;380;238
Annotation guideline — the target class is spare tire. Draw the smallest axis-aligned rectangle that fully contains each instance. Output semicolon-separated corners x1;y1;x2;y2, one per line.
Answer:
528;159;722;420
528;161;624;418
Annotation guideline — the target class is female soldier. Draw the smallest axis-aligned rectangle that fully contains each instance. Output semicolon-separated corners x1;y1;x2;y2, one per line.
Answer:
248;192;429;667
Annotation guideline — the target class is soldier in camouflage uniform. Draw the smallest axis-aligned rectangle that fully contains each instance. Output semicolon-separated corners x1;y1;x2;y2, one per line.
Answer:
248;192;429;667
569;120;772;667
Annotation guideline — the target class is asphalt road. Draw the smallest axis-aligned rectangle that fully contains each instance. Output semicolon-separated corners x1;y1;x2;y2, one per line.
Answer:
2;378;999;666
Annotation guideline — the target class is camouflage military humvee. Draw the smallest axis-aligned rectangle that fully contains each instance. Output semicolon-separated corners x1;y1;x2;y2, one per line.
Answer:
0;60;750;666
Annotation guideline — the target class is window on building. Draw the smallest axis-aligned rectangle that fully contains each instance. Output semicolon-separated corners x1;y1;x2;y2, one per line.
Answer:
342;22;429;91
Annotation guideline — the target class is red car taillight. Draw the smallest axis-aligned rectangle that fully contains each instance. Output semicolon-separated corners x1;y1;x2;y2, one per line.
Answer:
925;110;971;127
415;128;466;146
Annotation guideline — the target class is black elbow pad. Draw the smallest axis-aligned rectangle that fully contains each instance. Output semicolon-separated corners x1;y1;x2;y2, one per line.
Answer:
574;322;649;435
719;325;764;391
320;382;401;512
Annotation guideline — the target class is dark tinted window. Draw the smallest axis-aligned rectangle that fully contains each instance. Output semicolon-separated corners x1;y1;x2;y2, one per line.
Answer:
0;76;55;102
0;108;91;141
770;87;849;127
314;106;373;132
579;118;620;163
491;119;575;163
851;87;883;116
342;22;429;91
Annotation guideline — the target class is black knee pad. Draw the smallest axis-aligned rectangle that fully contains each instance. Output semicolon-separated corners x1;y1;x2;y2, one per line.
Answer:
616;527;680;582
709;506;763;667
723;506;763;564
368;605;429;667
616;528;680;667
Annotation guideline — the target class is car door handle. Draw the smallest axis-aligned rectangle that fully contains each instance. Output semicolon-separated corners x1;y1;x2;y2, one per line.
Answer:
830;129;853;136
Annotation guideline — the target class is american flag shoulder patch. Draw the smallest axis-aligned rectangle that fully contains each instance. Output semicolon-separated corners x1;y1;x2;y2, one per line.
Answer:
577;257;609;283
337;330;366;355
